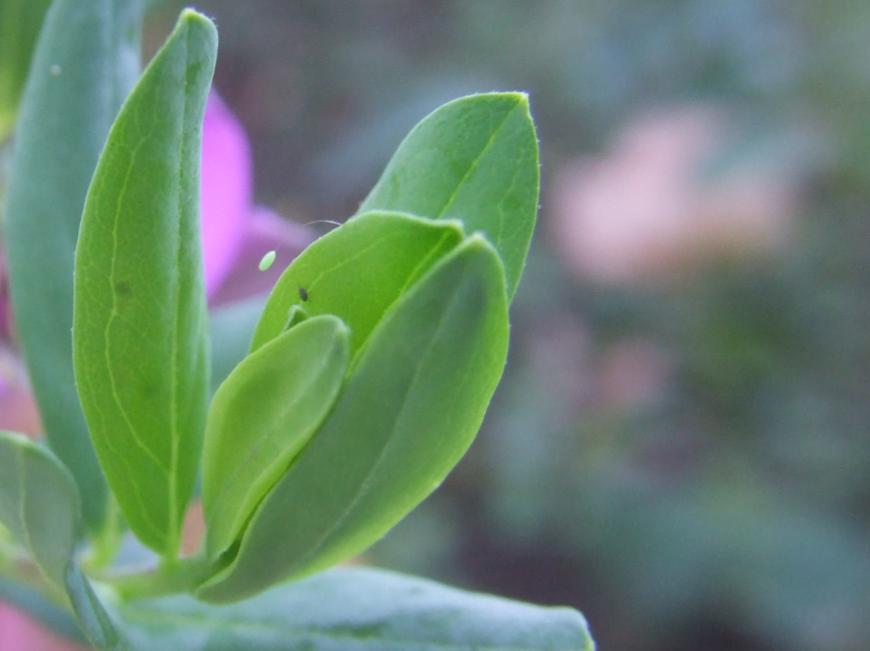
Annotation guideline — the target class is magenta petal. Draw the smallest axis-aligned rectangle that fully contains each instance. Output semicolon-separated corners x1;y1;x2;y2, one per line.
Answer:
0;349;41;435
209;207;313;306
200;93;252;297
0;382;41;435
0;252;11;342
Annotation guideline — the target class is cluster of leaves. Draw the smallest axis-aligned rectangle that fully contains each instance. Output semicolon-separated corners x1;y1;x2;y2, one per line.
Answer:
172;2;870;649
0;1;593;649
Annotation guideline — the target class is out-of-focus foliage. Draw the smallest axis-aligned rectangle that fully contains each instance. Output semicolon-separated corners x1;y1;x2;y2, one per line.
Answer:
154;1;870;649
0;0;52;140
4;0;143;532
119;567;594;651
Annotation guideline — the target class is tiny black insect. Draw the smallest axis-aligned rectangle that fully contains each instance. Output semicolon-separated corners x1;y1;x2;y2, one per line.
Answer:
298;287;309;302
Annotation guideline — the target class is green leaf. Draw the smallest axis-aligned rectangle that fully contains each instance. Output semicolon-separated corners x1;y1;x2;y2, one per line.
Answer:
3;0;143;532
209;294;267;393
203;315;350;561
251;210;464;355
0;0;52;140
66;564;129;650
0;440;125;650
359;92;540;298
199;236;509;601
0;431;80;586
73;9;217;556
118;567;594;651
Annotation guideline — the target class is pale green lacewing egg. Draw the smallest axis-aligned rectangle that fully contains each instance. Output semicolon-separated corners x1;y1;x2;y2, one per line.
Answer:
258;250;277;272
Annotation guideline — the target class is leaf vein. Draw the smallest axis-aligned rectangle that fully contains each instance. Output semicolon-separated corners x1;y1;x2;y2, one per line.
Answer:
167;24;194;555
104;125;171;479
435;101;521;221
289;259;471;570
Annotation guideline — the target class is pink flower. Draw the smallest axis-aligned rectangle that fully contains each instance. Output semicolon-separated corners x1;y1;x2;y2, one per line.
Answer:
200;93;252;297
0;251;11;342
0;252;41;436
200;93;311;302
0;91;311;646
596;339;671;412
550;105;799;284
0;347;41;436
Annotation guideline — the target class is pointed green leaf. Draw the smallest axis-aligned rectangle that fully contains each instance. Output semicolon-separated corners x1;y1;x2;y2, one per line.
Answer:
3;0;143;532
251;210;464;354
0;0;52;139
73;10;217;555
66;564;129;651
203;315;350;560
360;92;540;297
199;236;509;601
118;567;594;651
0;431;80;586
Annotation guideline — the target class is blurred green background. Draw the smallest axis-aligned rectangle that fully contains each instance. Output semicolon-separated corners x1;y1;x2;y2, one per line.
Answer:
148;2;869;649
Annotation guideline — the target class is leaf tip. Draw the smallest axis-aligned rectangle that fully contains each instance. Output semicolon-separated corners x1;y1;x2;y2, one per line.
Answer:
440;217;467;236
177;7;218;43
318;313;352;342
464;231;497;252
506;90;530;104
179;7;214;27
500;91;532;120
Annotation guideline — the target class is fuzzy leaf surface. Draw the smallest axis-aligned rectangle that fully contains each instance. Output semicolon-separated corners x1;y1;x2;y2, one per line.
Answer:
360;92;540;297
122;568;594;651
73;9;216;555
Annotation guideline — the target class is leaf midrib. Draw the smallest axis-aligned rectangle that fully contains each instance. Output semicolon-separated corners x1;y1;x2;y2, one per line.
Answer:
206;327;345;555
277;252;475;575
167;21;195;558
434;99;522;224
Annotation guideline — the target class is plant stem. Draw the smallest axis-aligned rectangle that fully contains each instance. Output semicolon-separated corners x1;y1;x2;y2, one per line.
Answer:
102;554;212;600
82;497;123;572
